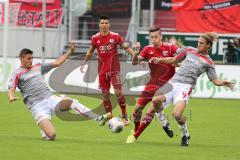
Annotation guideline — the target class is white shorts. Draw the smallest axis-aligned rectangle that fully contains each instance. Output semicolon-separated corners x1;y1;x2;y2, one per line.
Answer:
162;82;193;109
30;95;65;124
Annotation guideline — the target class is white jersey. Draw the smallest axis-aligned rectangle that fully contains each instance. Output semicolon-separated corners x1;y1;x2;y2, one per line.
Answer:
8;63;54;108
172;47;217;87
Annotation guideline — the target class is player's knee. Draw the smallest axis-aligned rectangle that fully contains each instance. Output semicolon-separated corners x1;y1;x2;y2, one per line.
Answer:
154;105;164;113
49;134;56;141
134;106;143;113
172;110;181;118
134;103;145;112
117;95;125;104
152;97;161;107
115;91;121;97
59;97;73;111
46;132;56;140
103;92;110;100
133;105;143;113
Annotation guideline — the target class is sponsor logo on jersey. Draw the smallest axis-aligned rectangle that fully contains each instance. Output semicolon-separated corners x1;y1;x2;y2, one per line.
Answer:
109;39;114;44
99;44;115;53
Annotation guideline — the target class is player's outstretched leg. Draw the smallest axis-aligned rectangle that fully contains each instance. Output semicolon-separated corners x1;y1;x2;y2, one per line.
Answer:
132;107;143;132
134;112;155;141
173;102;190;146
58;97;112;126
97;112;112;126
152;96;174;138
155;111;174;138
126;130;136;144
126;107;142;143
38;119;56;141
126;112;155;144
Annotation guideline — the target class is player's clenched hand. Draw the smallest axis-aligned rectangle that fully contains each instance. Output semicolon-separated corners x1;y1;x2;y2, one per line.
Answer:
149;57;162;64
69;41;77;53
80;64;85;73
139;61;145;67
223;81;235;91
132;54;138;65
132;42;141;65
9;96;21;103
134;42;141;53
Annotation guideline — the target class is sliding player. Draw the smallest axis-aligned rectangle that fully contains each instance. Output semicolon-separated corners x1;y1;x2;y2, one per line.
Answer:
8;42;111;140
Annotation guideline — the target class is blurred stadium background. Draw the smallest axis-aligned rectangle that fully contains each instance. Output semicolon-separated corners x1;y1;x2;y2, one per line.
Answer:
0;0;239;97
0;0;240;159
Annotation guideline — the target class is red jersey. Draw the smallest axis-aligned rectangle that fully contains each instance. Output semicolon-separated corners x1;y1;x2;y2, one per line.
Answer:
91;31;124;74
140;42;178;81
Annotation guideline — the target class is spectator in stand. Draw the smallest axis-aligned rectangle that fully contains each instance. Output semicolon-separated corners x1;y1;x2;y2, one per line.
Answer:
224;37;240;64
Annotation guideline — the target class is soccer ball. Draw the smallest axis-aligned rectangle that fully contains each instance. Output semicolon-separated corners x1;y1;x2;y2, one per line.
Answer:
108;117;124;133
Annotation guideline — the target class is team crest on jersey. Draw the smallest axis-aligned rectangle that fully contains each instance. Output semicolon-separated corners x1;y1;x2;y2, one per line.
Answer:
150;51;154;55
109;39;114;44
97;40;100;44
162;51;168;56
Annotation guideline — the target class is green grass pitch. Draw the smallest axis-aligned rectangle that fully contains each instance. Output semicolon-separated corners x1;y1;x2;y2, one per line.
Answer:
0;93;239;160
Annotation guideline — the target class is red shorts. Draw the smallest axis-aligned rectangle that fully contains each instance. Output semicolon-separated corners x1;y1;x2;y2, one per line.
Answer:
137;79;167;106
99;72;122;93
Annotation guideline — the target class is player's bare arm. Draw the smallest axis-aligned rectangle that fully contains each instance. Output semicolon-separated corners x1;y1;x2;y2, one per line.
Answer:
149;57;177;64
121;42;139;65
172;62;181;67
211;79;235;90
8;88;21;103
132;55;145;66
131;42;144;65
80;45;95;73
52;41;76;68
121;42;135;56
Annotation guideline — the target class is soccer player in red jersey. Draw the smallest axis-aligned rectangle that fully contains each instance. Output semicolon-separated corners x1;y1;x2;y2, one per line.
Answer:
80;16;137;126
126;27;179;143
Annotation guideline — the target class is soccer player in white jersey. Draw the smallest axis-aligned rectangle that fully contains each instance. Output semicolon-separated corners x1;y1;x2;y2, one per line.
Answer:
149;32;235;146
8;42;111;141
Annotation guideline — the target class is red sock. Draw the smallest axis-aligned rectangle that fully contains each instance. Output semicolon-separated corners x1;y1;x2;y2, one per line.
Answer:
103;100;112;113
133;111;142;132
134;113;154;139
118;96;127;115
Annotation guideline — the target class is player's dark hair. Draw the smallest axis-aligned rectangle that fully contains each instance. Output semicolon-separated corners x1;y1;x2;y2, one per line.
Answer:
99;15;110;21
149;26;161;33
19;48;33;58
200;32;218;47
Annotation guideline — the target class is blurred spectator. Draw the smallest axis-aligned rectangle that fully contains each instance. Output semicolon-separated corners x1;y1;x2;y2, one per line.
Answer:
168;36;184;48
233;37;240;64
224;37;240;64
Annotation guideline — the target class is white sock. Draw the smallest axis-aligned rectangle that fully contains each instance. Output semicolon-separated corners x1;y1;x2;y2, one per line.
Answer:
70;99;100;120
179;123;190;137
155;111;168;127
